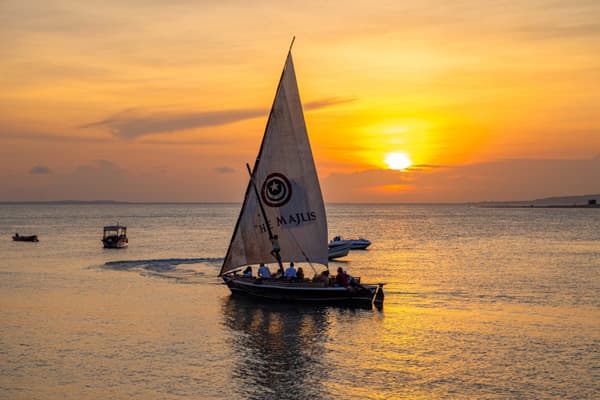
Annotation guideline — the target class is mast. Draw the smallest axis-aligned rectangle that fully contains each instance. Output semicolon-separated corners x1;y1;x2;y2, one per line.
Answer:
246;163;284;274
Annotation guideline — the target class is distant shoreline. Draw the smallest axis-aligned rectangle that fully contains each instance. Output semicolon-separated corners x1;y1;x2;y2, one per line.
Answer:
0;200;234;205
1;193;598;207
481;204;600;209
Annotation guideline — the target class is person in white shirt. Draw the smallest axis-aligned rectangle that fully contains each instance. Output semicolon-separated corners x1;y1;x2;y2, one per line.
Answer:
284;262;297;279
258;263;271;278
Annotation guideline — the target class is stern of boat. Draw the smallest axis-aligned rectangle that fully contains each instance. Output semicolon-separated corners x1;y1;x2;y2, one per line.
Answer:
373;283;385;307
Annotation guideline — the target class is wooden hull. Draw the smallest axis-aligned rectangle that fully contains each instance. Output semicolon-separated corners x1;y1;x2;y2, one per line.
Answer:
223;276;384;308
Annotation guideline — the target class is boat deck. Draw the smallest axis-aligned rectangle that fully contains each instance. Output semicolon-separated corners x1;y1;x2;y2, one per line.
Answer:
235;277;330;288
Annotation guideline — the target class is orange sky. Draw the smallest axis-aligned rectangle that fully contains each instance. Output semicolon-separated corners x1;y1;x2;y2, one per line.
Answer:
1;0;599;202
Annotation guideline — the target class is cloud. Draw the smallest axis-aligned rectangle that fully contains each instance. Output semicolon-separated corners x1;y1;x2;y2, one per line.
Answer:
405;164;445;172
322;155;600;203
325;169;409;189
518;23;600;40
321;168;416;202
215;167;235;174
81;108;266;139
140;138;228;146
82;97;356;140
29;165;51;174
304;97;356;111
0;130;111;143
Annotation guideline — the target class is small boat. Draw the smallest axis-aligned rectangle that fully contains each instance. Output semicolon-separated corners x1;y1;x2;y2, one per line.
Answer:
219;39;384;308
328;242;350;260
12;233;39;242
102;225;128;248
329;236;371;250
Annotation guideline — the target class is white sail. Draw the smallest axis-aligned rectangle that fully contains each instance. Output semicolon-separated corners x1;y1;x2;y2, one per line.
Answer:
220;50;328;276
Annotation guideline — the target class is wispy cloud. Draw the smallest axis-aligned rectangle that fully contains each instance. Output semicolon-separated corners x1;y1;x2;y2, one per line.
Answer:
324;168;410;190
322;156;600;203
29;165;51;175
80;108;265;139
215;167;235;174
518;23;600;40
140;138;228;146
81;98;356;140
0;130;111;143
304;97;356;111
405;164;445;172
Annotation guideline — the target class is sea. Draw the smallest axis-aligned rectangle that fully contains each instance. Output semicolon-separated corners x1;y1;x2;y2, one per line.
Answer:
0;203;598;399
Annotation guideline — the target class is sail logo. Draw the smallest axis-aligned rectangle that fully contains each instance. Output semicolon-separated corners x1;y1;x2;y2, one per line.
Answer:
261;173;292;207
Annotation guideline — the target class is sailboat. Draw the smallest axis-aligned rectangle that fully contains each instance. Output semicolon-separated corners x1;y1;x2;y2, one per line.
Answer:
218;39;384;307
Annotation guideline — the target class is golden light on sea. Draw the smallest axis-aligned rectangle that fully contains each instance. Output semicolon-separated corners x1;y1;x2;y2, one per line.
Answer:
384;152;412;170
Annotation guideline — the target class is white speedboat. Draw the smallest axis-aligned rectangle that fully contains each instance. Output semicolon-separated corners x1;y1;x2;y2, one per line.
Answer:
329;236;371;250
328;242;350;260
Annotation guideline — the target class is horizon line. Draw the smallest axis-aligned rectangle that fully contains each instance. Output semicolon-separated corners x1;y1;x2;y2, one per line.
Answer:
1;194;598;206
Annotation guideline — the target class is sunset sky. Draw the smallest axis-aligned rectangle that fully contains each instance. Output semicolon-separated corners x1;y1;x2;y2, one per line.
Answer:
1;0;599;202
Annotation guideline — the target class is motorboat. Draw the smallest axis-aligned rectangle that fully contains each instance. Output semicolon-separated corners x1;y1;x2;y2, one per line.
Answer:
329;236;371;250
12;233;39;242
328;242;350;260
102;225;128;248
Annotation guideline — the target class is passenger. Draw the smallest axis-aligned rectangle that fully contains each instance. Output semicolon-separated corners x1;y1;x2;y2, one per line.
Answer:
270;234;281;258
313;270;329;287
284;262;297;279
335;267;349;287
272;270;283;279
347;272;358;286
257;263;271;279
243;266;253;278
296;267;305;280
270;234;283;274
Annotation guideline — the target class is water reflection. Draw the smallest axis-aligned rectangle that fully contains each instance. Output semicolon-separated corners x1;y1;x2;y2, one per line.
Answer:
221;296;331;400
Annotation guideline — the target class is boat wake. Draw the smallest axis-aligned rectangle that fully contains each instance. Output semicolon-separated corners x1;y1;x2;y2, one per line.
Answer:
94;257;223;283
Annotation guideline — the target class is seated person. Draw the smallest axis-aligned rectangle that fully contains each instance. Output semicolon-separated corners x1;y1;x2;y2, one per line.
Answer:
242;266;253;278
335;267;349;287
257;263;271;278
284;262;297;279
296;267;305;280
312;270;329;287
271;269;283;279
347;272;359;286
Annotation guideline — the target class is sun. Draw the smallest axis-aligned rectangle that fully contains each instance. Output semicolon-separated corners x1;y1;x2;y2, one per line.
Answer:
384;152;412;170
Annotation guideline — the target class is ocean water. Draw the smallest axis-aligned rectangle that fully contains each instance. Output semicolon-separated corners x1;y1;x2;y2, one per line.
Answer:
0;203;599;399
